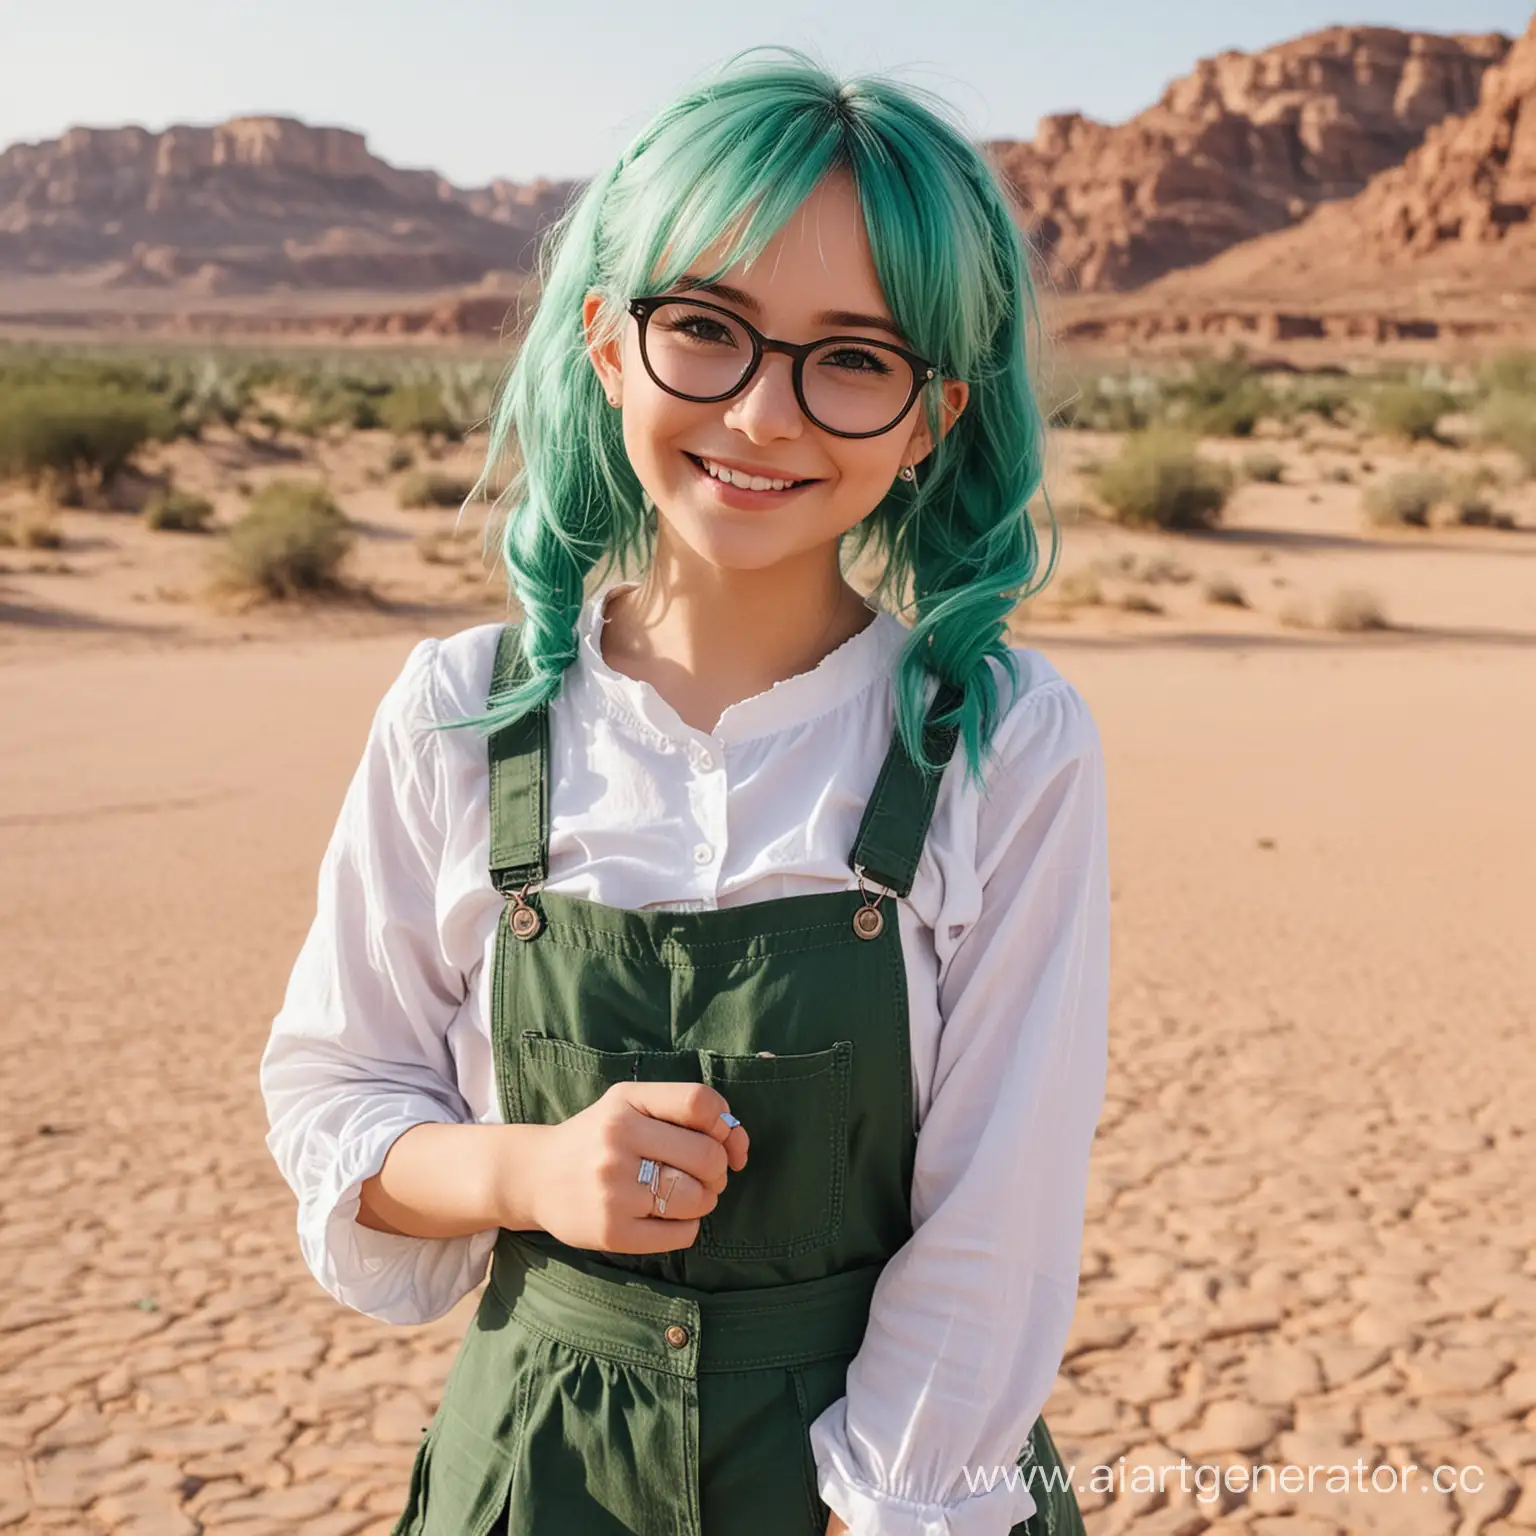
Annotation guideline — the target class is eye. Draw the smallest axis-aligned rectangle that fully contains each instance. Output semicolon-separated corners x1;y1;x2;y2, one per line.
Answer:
819;346;894;376
662;312;741;347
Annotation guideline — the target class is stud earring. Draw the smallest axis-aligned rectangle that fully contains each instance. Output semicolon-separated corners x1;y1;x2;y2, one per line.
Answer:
607;394;619;407
898;464;915;482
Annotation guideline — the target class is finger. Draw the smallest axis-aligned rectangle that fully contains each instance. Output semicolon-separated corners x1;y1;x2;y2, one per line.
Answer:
622;1082;751;1171
628;1117;734;1194
611;1213;703;1254
629;1162;713;1222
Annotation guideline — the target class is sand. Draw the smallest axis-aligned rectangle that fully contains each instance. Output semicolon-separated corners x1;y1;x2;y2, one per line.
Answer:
2;422;1535;1534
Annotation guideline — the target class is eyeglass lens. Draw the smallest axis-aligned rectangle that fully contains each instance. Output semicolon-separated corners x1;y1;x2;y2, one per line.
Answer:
641;299;916;436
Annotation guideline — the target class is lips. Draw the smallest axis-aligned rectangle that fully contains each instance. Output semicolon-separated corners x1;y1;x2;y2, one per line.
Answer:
685;453;817;490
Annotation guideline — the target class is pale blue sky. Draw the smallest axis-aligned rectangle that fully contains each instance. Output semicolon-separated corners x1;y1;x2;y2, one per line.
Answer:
3;1;1529;186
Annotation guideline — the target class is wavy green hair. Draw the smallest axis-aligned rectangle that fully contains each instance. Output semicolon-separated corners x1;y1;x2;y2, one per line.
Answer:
458;45;1057;785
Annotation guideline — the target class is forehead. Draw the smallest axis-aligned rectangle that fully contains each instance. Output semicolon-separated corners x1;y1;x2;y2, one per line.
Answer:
673;170;887;315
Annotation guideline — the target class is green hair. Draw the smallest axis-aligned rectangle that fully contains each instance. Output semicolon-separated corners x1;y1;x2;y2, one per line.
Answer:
457;44;1058;785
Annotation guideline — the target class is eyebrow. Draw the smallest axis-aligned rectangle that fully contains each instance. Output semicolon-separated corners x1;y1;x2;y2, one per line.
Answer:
673;278;908;343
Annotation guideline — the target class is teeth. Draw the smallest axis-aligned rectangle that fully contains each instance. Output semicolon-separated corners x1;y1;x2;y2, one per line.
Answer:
701;458;799;492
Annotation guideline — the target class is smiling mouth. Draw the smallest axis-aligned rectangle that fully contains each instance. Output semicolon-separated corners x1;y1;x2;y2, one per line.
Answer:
684;453;820;492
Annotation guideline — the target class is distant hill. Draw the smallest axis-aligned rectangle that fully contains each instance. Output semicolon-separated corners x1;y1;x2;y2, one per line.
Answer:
987;24;1511;293
0;116;580;294
1145;13;1536;303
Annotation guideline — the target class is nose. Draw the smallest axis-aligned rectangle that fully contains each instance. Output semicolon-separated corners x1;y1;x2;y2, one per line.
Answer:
721;350;804;442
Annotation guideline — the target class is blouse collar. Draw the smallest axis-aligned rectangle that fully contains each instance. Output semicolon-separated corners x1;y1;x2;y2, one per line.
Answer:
574;579;906;748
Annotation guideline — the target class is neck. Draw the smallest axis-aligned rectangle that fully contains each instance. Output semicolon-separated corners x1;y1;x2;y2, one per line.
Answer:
599;534;876;735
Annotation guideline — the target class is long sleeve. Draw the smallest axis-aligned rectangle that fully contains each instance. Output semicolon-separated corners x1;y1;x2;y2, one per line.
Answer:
260;636;499;1325
808;678;1111;1535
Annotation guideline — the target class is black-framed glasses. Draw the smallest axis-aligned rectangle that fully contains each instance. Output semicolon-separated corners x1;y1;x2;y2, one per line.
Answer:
627;294;938;440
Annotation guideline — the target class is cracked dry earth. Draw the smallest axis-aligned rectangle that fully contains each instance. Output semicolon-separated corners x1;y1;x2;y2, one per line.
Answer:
1;633;1533;1535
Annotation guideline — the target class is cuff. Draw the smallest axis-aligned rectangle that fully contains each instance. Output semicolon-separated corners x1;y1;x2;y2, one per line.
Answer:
300;1117;497;1326
809;1398;1039;1536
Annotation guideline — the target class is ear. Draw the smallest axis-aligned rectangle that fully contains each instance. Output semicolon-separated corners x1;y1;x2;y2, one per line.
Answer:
583;291;624;404
905;378;969;467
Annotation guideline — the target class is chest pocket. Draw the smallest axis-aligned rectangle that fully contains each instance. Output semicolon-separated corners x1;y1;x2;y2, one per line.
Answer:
513;1032;855;1262
696;1041;854;1260
511;1032;701;1125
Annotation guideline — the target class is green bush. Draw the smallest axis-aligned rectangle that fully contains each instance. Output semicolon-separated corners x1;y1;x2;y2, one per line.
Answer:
1323;586;1389;632
1242;451;1285;483
380;385;460;440
397;470;476;510
144;489;216;533
1369;384;1451;442
295;385;384;436
1477;351;1536;399
1477;392;1536;474
1283;378;1355;425
1203;573;1247;607
1168;354;1274;438
1091;431;1233;531
214;480;353;597
0;386;177;493
1362;470;1444;528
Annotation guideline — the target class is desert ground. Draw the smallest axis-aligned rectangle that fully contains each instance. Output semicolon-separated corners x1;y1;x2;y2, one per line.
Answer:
2;407;1535;1535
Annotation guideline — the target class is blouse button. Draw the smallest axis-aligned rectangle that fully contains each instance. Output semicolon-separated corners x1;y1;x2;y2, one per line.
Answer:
692;843;714;866
697;749;714;770
664;1323;690;1349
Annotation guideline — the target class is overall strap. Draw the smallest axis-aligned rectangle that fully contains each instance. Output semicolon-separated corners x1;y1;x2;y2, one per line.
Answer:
849;678;966;898
486;623;548;893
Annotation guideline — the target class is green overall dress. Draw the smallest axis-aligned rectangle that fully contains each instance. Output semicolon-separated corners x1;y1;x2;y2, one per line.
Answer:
393;623;1085;1536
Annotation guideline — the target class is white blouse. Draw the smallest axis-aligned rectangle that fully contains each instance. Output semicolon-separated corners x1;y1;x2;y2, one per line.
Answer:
260;578;1110;1536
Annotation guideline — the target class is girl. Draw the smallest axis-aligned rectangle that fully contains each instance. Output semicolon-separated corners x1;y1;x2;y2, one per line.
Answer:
262;46;1109;1536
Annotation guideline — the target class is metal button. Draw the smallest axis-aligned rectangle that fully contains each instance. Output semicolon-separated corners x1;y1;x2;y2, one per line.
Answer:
692;843;713;866
664;1323;690;1349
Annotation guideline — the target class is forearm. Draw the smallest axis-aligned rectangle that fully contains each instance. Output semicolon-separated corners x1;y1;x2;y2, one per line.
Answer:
357;1121;554;1238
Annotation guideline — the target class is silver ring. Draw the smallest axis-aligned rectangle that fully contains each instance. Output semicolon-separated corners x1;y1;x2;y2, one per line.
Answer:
638;1157;659;1187
654;1166;681;1216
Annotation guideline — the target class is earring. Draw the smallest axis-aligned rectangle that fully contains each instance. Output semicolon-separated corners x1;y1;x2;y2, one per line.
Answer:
898;464;915;482
607;394;619;407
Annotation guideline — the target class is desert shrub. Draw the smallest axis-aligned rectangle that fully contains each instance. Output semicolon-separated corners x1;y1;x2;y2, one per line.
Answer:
214;480;353;597
1368;384;1451;442
1283;378;1355;425
0;386;177;494
397;470;476;510
1323;586;1389;632
1091;431;1233;530
1362;470;1444;528
1119;591;1163;614
1054;568;1103;607
1325;464;1354;484
295;383;385;436
144;489;216;533
1477;392;1536;474
6;511;64;550
386;442;416;473
380;385;460;440
1203;574;1247;607
1048;372;1165;432
1168;354;1274;438
1242;451;1285;483
1478;351;1536;399
1440;465;1502;526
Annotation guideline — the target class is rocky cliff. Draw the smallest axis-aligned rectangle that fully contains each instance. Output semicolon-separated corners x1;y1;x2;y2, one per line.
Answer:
0;116;581;292
987;25;1511;292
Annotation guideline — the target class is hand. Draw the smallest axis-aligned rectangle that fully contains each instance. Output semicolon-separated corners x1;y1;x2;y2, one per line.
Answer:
530;1081;750;1253
825;1513;850;1535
